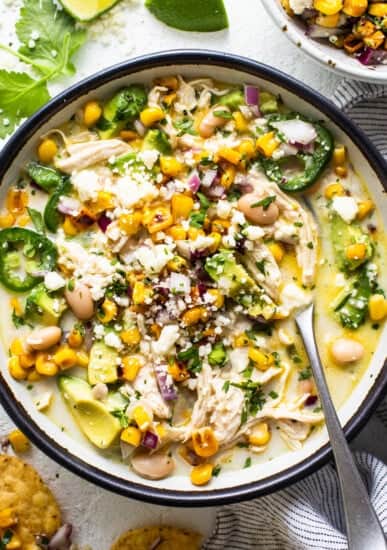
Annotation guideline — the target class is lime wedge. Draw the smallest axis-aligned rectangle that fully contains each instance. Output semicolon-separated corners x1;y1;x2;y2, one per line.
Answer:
59;0;120;22
145;0;229;32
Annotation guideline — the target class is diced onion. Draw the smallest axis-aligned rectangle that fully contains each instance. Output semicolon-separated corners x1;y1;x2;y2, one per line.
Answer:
188;170;201;192
97;213;112;232
244;85;259;106
155;366;177;401
271;119;317;146
57;196;81;216
142;430;159;449
358;47;387;66
134;119;146;136
201;169;217;188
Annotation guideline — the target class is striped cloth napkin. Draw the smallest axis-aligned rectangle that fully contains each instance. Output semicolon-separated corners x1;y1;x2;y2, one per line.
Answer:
203;80;387;550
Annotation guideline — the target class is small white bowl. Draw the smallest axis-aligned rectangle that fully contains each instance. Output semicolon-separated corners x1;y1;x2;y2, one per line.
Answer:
262;0;387;84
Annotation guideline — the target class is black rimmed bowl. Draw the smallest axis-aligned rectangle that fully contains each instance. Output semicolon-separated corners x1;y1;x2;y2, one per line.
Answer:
0;50;386;506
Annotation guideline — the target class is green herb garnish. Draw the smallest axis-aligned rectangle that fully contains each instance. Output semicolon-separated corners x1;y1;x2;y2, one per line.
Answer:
251;195;276;210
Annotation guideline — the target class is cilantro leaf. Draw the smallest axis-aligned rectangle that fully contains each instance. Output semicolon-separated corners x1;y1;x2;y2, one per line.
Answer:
173;117;196;136
298;366;312;380
231;379;266;424
27;207;45;233
243;456;252;468
0;70;50;137
16;0;86;78
251;195;277;210
213;110;232;119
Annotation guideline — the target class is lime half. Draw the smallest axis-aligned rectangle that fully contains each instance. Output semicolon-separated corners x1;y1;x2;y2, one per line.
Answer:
145;0;229;32
59;0;121;22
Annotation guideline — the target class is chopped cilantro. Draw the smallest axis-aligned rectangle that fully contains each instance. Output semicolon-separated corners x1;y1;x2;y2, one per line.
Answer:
177;346;202;374
213;110;233;119
268;390;278;399
12;309;26;328
255;260;266;275
111;410;129;428
298;366;312;380
212;464;222;477
251;195;276;210
231;380;266;424
189;192;210;229
243;457;252;468
173;117;196;136
307;241;314;249
222;380;230;393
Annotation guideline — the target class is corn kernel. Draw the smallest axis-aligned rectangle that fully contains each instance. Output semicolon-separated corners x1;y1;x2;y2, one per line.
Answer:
27;369;41;382
6;189;28;216
35;353;59;376
121;328;141;346
155;76;179;89
8;429;30;453
346;243;366;261
150;323;161;338
98;298;118;324
119;130;138;141
67;327;84;348
121;426;142;447
6;534;22;549
118;211;142;237
168;360;190;382
192;427;219;457
211;218;230;234
162;92;177;107
143;205;173;234
95;191;115;212
256;132;280;158
216;147;242;165
83;100;102;127
132;281;153;305
335;166;348;178
191;463;214;486
220;165;236;189
8;356;27;380
167;225;187;240
233;111;249;132
133;406;152;430
357;200;374;220
122;356;143;381
207;288;224;309
249;422;271;446
53;346;78;370
76;350;89;368
10;338;24;356
369;3;387;16
19;353;36;369
268;242;285;263
324;182;345;199
0;212;15;228
248;347;274;370
182;307;208;326
233;334;250;348
368;294;387;322
364;30;385;49
0;508;17;529
342;0;367;16
333;145;346;166
62;216;79;236
314;0;343;15
238;139;256;159
160;157;185;178
167;255;188;272
140;106;165;127
187;227;205;240
37;138;58;164
171;194;194;220
208;232;222;253
316;12;340;26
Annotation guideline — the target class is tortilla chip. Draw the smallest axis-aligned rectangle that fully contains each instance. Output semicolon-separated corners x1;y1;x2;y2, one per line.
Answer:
0;455;61;548
111;525;202;550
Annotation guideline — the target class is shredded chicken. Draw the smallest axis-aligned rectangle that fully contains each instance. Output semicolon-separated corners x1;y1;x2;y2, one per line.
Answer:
132;364;172;419
241;244;282;301
55;139;130;173
278;419;312;450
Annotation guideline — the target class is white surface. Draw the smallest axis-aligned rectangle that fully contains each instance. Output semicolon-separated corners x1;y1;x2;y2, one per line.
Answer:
0;0;360;548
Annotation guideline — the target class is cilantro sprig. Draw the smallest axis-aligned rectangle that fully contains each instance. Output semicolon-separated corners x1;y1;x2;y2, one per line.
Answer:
251;195;277;210
0;0;86;137
231;379;266;424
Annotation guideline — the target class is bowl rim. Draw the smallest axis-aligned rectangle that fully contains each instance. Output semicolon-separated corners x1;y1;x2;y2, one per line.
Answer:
0;49;386;506
261;0;387;84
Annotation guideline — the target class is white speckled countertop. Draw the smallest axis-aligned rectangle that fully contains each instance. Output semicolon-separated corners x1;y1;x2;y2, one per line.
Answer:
1;1;384;548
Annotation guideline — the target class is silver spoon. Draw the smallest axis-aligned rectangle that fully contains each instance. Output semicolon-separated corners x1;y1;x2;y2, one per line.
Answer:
296;304;386;550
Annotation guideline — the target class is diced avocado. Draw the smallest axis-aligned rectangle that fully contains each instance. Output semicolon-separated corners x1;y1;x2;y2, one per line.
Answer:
205;250;255;297
25;283;67;325
208;342;228;367
217;89;244;111
97;85;147;139
260;91;279;114
88;341;119;385
205;250;275;319
105;390;129;412
331;213;373;272
58;375;121;449
142;129;172;155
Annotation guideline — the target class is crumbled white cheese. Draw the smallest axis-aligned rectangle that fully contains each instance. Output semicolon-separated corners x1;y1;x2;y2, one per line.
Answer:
168;273;191;295
244;225;265;241
104;332;123;350
132;244;174;274
277;283;311;317
331;196;359;223
72;169;101;202
114;175;158;208
138;149;159;170
94;324;105;339
289;0;313;15
152;325;180;356
216;200;232;219
44;271;65;291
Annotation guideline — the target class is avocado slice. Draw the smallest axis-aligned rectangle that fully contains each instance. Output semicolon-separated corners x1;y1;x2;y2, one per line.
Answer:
24;283;67;326
217;89;244;111
88;341;119;385
58;375;121;449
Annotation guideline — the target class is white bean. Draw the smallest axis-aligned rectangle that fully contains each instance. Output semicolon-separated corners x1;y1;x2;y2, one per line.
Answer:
26;326;62;351
199;106;230;138
65;283;94;321
238;193;279;225
330;338;364;365
131;450;175;480
299;379;315;395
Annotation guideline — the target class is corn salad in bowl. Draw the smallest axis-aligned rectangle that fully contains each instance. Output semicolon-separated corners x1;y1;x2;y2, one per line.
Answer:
0;74;386;489
281;0;387;65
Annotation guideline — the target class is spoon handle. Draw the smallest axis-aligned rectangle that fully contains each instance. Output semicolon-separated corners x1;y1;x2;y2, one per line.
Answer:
296;304;386;550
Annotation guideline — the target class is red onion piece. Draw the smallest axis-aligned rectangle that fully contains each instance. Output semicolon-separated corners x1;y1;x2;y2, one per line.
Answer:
155;366;177;401
48;524;73;550
97;213;112;232
201;169;218;188
188;170;201;193
206;184;225;199
57;196;81;216
358;47;387;66
244;85;259;106
142;430;159;449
